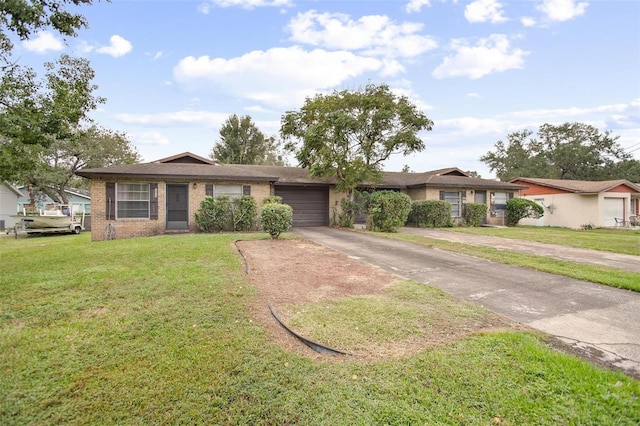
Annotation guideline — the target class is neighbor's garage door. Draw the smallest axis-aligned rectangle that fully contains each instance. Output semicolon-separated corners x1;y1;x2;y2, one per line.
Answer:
603;197;624;227
275;185;329;227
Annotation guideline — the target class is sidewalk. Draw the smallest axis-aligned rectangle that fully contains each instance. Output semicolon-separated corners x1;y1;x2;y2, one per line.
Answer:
401;228;640;274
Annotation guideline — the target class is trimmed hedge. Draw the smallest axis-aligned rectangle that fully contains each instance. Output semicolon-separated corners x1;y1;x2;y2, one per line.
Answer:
260;203;293;239
407;200;451;228
367;190;412;232
195;196;232;232
195;195;258;232
463;203;487;227
506;198;544;226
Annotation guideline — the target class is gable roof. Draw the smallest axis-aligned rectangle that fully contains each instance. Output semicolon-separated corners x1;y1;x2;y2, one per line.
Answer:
153;152;219;165
16;186;91;200
510;177;640;194
422;167;470;177
76;151;525;190
2;182;22;197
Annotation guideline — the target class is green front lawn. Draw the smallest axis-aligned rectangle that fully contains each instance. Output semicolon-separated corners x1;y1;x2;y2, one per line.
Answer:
444;226;640;256
1;234;638;425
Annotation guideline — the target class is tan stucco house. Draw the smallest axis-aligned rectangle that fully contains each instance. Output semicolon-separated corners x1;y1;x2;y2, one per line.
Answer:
510;177;640;228
76;152;526;241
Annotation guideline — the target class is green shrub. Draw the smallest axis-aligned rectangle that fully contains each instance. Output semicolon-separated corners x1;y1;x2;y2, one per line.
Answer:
231;196;258;231
195;196;232;232
195;195;258;232
262;195;283;205
506;198;544;227
407;200;451;228
337;197;358;228
463;203;487;227
367;191;412;232
260;203;293;239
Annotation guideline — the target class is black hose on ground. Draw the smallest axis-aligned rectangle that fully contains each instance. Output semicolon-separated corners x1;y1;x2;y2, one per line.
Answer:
234;239;351;356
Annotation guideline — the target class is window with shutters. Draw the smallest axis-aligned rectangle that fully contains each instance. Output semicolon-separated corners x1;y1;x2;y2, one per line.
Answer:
117;183;150;219
205;184;248;198
105;182;157;220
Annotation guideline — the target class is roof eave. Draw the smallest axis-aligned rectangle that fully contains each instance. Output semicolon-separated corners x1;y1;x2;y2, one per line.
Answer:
75;171;279;182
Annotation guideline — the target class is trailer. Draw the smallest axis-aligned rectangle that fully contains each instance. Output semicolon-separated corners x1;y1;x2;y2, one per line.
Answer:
13;204;85;238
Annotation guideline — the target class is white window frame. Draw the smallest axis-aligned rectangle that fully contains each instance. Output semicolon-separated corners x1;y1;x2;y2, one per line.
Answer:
117;183;150;219
213;184;243;198
443;191;461;217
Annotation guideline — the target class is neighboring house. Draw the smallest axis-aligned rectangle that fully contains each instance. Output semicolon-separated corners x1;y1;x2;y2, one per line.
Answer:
0;182;22;230
510;177;640;228
76;152;526;241
17;187;92;214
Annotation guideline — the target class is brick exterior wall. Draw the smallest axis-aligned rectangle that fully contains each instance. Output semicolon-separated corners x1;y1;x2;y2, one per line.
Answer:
89;178;272;241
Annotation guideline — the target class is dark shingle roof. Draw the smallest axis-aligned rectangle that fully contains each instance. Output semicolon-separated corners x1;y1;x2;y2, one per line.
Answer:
510;177;640;194
76;152;526;190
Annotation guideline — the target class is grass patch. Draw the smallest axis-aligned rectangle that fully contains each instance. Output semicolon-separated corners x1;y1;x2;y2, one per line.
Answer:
444;226;640;256
1;233;639;424
379;232;640;292
285;281;493;354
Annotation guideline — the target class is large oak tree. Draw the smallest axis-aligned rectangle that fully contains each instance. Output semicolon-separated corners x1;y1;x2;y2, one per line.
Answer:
1;0;95;66
0;54;105;182
480;122;637;181
280;83;433;195
24;126;140;205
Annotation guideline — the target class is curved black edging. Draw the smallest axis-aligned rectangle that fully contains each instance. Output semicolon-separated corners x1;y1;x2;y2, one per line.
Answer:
269;305;351;356
234;239;350;356
234;240;250;274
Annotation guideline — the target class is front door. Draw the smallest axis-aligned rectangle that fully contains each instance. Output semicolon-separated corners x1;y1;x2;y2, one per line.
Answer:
166;184;189;230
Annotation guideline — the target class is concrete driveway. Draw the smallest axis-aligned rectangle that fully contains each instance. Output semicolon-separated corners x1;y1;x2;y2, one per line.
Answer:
294;227;640;378
402;227;640;273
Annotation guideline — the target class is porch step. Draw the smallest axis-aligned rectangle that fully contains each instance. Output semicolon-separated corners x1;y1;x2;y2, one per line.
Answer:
164;229;191;234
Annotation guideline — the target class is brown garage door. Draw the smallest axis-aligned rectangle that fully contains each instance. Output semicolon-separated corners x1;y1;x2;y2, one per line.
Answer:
274;185;329;227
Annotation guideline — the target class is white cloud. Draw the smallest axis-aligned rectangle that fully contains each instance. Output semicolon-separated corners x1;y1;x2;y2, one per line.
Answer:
537;0;588;22
22;31;64;53
173;46;401;108
129;130;172;146
287;11;437;58
405;0;431;13
467;92;483;98
96;35;133;57
145;51;164;60
438;116;511;135
115;110;229;127
198;2;211;14
432;34;528;79
465;0;508;24
521;16;537;27
205;0;292;9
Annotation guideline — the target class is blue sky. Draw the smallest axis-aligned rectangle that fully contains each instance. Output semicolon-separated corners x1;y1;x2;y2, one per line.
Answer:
13;0;640;178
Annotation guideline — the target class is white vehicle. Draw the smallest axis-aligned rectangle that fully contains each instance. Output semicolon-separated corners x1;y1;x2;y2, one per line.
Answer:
13;204;85;236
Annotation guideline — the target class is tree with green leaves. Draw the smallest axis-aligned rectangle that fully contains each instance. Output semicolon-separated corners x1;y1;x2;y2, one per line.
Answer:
24;126;140;205
211;114;284;165
480;123;633;181
608;159;640;182
1;0;95;66
281;83;433;196
0;54;105;182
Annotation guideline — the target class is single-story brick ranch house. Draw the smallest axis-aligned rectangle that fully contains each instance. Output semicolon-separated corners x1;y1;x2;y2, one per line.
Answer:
510;177;640;228
76;152;526;241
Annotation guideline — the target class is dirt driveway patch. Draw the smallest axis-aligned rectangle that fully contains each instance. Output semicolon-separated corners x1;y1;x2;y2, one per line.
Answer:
236;238;521;361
